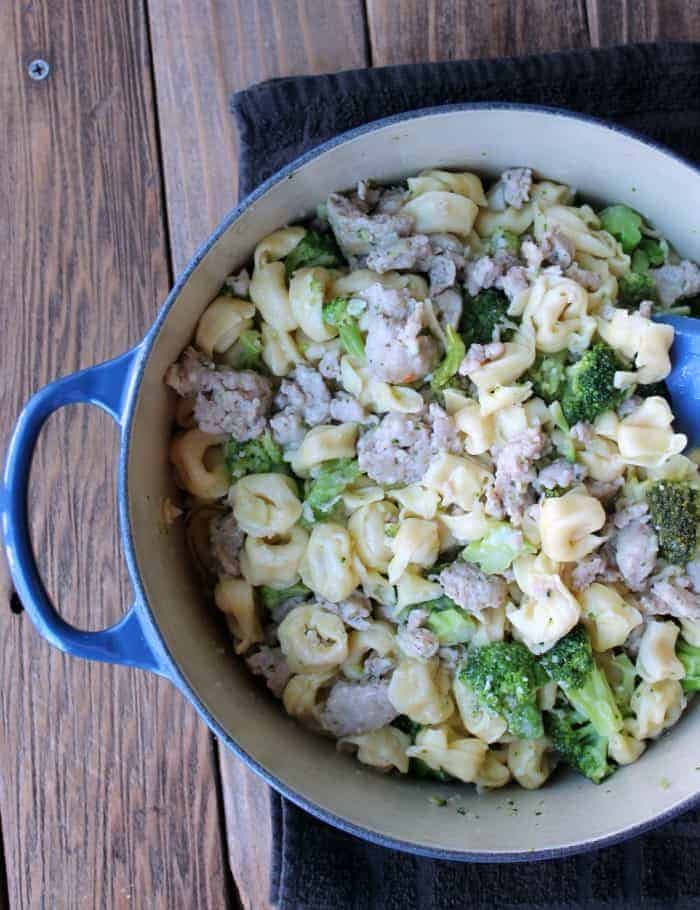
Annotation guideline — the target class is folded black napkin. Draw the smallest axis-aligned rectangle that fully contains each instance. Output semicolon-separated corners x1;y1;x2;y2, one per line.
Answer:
231;42;700;909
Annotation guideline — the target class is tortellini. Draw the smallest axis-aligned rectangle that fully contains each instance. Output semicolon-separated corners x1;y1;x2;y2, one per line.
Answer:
340;357;423;415
453;400;495;455
475;749;511;791
394;570;443;610
507;738;554;790
240;526;309;588
388;658;454;725
627;679;686;740
616;397;687;469
597;309;673;388
538;489;606;562
453;677;507;743
508;557;580;654
170;430;228;501
608;732;646;766
260;322;303;376
342;484;384;512
423;453;491;512
214;577;264;654
342;621;396;678
402;191;478;237
389;485;440;520
406;726;488;783
407;169;487;205
339;726;410;773
534;204;626;267
249;227;305;330
231;473;302;537
195;297;255;357
522;275;595;354
635;620;686;683
331;268;428;300
464;329;536;390
288;267;338;342
300;523;359;603
476;203;535;238
290;424;358;476
577;432;625;483
348;501;397;571
386;518;440;584
578;583;642;652
283;671;334;726
436;504;491;546
278;604;349;673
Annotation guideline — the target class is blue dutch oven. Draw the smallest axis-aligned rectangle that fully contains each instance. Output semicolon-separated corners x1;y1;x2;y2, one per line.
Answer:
3;105;700;860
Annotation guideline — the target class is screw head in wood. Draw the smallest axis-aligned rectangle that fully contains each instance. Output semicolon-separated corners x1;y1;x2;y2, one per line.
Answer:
28;59;50;81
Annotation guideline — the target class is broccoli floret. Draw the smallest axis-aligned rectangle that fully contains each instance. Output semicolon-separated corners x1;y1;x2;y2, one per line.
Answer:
431;325;466;391
677;636;700;692
599;651;637;716
225;431;286;481
462;522;535;574
647;480;700;565
258;582;311;612
631;237;665;274
617;271;658;309
401;595;477;645
322;297;365;360
489;228;520;256
425;607;477;646
561;343;626;425
539;626;623;737
303;458;362;521
459;288;512;347
460;641;545;740
284;230;343;277
223;328;263;370
527;352;567;403
550;401;577;463
599;204;643;252
545;705;614;784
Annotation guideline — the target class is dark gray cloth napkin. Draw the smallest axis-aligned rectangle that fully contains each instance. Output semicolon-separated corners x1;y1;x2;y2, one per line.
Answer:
231;42;700;909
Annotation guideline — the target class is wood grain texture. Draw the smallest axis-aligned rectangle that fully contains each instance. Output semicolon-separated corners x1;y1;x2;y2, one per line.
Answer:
0;2;231;907
145;2;368;907
587;0;700;45
147;0;369;274
367;0;590;66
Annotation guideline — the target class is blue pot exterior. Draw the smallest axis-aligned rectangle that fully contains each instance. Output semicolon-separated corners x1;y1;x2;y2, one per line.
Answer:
4;102;700;862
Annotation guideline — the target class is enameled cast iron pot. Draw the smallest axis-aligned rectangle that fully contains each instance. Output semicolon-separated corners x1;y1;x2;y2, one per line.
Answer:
3;105;699;861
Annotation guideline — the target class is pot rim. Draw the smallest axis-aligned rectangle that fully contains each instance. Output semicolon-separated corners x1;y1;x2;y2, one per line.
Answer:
118;101;700;861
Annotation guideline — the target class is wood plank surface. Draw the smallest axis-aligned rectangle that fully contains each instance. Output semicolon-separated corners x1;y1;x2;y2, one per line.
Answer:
366;0;590;66
145;2;368;907
586;0;700;44
147;0;369;275
0;2;232;908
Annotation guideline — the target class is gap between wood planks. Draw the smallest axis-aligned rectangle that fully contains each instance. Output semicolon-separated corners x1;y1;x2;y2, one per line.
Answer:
140;4;242;907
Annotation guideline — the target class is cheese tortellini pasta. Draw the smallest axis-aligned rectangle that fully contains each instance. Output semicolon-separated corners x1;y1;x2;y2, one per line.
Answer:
167;164;698;795
279;604;349;673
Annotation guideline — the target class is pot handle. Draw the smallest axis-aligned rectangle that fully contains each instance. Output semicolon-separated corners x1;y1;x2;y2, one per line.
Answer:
2;346;166;675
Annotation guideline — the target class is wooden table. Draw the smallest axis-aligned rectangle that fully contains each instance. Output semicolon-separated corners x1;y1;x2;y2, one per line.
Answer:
2;2;699;907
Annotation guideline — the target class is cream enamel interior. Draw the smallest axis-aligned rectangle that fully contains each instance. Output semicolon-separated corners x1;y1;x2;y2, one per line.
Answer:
127;108;700;857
